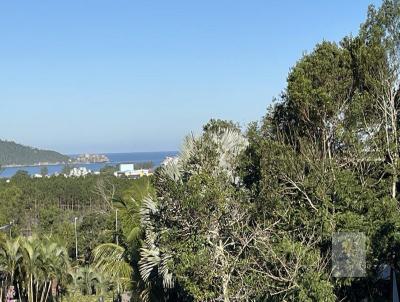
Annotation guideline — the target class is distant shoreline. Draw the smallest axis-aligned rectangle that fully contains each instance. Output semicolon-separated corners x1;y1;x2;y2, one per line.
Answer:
2;161;110;169
1;151;179;169
0;151;179;178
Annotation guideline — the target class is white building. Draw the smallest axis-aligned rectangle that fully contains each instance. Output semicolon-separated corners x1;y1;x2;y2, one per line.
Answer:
119;163;135;173
114;163;152;179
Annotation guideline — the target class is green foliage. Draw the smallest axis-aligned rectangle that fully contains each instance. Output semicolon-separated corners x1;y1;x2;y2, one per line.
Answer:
0;235;70;302
92;243;132;291
92;176;156;300
64;293;113;302
131;1;400;301
0;185;23;228
134;161;154;170
77;213;114;263
274;41;353;143
202;118;240;134
0;174;138;259
69;266;107;296
99;165;117;175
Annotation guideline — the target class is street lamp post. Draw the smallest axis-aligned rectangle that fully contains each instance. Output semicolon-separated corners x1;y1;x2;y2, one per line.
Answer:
9;220;13;238
115;209;119;246
74;217;78;261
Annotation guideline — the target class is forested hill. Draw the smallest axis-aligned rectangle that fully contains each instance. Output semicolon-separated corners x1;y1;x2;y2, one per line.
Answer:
0;140;70;166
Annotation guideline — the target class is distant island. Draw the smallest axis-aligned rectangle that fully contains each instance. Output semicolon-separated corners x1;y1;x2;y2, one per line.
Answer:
0;140;70;167
74;153;109;163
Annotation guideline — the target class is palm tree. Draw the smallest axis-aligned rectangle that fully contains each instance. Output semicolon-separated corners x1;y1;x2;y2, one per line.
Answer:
0;235;71;302
39;239;70;302
68;269;81;296
92;176;155;301
0;236;22;301
114;176;154;243
138;127;249;300
20;236;42;302
92;243;132;292
73;266;101;295
139;196;174;301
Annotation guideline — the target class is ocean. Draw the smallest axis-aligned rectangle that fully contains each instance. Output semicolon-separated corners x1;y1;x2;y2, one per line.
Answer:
0;151;179;178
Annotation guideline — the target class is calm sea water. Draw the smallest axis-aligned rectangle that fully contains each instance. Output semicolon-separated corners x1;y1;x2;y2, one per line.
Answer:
0;151;178;178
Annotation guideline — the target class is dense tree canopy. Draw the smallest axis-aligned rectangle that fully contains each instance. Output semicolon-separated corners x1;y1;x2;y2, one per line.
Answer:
134;1;400;301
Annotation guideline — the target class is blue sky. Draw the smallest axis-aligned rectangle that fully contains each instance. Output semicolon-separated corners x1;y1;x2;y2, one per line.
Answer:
0;0;380;154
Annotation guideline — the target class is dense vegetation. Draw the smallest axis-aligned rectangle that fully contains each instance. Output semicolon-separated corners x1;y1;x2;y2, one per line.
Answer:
0;172;141;301
1;1;400;301
0;172;134;260
0;235;69;302
0;140;70;166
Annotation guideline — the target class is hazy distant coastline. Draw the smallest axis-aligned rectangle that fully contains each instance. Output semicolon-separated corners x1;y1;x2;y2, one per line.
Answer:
2;162;70;168
0;151;179;178
2;154;110;168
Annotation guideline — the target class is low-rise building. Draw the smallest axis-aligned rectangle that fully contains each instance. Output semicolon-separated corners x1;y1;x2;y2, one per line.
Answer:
114;163;152;179
119;163;135;173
